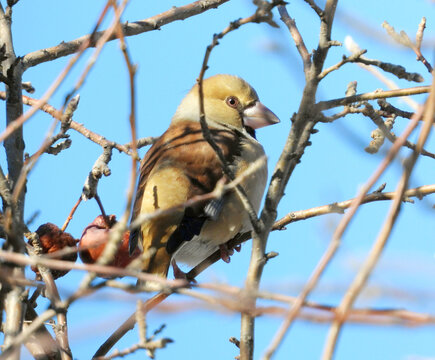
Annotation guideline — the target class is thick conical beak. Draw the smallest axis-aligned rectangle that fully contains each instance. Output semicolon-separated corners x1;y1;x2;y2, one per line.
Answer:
243;101;280;129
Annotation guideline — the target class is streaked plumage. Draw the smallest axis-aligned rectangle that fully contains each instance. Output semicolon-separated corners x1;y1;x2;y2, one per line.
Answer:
130;74;279;277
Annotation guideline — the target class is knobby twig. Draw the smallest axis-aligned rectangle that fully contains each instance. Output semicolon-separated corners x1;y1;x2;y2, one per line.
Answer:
382;20;433;74
0;91;153;156
278;6;311;72
316;85;430;111
303;0;323;18
344;36;420;111
272;183;435;230
319;46;424;83
0;2;113;147
22;0;230;69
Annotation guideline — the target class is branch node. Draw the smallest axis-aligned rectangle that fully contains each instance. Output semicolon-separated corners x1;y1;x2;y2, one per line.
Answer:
265;251;279;262
373;183;386;193
229;336;240;348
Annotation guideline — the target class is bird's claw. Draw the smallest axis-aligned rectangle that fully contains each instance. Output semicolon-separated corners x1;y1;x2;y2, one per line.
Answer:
219;244;234;263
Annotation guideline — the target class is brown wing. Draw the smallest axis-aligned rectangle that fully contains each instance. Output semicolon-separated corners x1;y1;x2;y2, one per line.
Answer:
129;121;241;276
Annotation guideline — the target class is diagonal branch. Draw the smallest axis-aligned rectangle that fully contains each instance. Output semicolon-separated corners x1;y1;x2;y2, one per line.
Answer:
316;85;430;111
278;6;311;72
0;92;154;156
321;71;435;360
22;0;230;69
264;101;426;360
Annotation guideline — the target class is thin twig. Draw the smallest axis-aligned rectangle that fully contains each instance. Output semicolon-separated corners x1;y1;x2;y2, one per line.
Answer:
317;86;430;111
0;249;187;288
61;196;82;232
278;6;311;72
93;293;169;358
0;2;112;145
0;91;145;156
344;36;420;111
382;20;433;74
272;183;435;230
303;0;323;18
22;0;230;69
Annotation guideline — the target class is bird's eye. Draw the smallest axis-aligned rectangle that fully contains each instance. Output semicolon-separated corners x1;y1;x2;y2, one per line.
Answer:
226;96;239;108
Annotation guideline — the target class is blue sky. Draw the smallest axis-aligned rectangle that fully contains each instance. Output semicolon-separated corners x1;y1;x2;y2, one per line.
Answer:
1;0;435;359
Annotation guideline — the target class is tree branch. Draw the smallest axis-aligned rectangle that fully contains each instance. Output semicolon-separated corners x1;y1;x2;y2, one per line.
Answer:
317;86;430;111
22;0;230;69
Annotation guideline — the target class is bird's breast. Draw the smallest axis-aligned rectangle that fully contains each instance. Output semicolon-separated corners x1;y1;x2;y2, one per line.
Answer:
173;136;267;267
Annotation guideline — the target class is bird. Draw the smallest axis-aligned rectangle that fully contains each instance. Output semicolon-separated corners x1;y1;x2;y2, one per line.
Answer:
129;74;279;279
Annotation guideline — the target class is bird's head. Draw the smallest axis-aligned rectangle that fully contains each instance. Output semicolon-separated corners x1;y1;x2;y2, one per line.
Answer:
172;74;280;133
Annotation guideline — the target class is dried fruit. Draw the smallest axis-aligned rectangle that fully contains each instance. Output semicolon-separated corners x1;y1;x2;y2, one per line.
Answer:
79;215;140;274
29;223;78;279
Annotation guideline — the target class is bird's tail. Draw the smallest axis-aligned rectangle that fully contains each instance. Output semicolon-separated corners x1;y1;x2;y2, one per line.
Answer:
141;239;171;278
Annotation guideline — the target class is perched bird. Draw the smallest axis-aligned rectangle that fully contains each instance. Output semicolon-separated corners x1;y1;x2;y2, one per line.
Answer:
129;74;279;278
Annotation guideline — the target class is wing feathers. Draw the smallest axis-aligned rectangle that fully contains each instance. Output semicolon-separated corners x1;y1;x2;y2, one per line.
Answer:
130;121;242;276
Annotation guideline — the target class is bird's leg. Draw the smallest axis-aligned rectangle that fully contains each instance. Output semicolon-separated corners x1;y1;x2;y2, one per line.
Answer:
171;259;196;283
171;259;187;279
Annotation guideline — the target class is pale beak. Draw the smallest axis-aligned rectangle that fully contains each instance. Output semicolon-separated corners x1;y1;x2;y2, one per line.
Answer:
243;101;280;129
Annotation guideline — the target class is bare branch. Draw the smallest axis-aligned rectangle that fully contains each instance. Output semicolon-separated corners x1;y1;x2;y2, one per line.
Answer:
82;146;113;201
278;6;311;72
320;44;424;82
360;103;435;159
22;0;230;69
316;86;430;111
415;17;426;51
273;183;435;229
0;3;26;357
377;99;414;119
0;249;188;288
303;0;323;18
0;92;146;156
246;1;340;358
382;21;433;73
318;49;367;79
